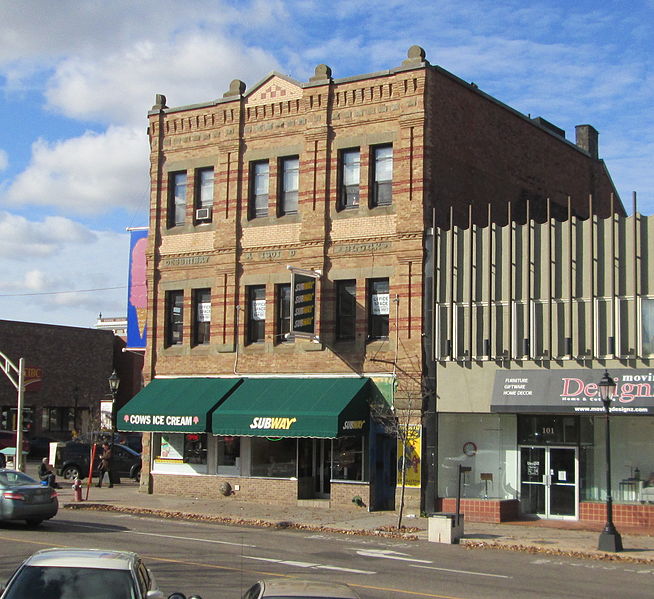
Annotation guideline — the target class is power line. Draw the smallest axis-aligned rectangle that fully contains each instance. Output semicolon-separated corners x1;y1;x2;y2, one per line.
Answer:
0;285;129;298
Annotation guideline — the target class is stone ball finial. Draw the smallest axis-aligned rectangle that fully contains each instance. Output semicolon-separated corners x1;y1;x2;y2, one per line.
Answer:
309;64;333;84
402;45;429;67
223;79;246;98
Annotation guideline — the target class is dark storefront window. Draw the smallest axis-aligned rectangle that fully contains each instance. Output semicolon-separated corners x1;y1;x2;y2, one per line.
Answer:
332;436;365;481
183;433;207;464
216;436;240;467
41;407;75;433
250;438;296;477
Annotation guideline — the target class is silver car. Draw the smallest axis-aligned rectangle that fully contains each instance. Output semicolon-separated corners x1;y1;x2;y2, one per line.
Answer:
0;548;202;599
243;579;360;599
0;469;58;526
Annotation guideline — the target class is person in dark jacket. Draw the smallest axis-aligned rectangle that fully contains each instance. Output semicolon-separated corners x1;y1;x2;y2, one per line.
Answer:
38;458;59;488
96;442;113;488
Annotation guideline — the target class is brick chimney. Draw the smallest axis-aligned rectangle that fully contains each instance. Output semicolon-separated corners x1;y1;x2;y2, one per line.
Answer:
575;124;599;159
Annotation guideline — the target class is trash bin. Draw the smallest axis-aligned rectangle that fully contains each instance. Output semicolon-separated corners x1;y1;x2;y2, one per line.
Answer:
428;512;464;544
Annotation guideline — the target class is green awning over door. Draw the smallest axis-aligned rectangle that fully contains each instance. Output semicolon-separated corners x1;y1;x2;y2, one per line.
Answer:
211;377;370;438
118;378;242;433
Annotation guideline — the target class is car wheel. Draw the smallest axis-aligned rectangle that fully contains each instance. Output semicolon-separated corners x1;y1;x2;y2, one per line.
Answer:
25;519;43;527
132;466;141;483
62;465;82;480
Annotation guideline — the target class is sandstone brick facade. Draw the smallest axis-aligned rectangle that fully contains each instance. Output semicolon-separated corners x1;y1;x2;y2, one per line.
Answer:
141;46;621;511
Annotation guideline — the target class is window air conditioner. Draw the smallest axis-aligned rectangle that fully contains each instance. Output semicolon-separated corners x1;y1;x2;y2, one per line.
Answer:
195;207;211;221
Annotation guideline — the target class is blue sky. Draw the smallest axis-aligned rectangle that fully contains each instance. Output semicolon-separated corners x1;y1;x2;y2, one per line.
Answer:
0;0;652;328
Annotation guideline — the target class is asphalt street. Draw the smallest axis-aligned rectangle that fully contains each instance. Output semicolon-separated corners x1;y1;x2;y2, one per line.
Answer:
0;509;652;599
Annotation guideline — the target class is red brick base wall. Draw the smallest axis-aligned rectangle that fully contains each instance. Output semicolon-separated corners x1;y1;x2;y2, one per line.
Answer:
438;498;521;523
580;502;654;528
151;474;371;510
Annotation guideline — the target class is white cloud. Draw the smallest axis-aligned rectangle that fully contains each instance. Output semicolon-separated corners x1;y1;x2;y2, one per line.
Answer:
0;227;128;327
0;212;95;258
44;34;280;126
0;149;7;171
2;126;148;215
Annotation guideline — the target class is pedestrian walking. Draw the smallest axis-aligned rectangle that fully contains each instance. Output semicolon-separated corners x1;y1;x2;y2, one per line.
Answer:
96;442;113;488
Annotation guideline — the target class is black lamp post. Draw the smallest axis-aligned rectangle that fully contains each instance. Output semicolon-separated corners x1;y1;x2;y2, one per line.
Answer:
108;370;120;436
597;369;623;552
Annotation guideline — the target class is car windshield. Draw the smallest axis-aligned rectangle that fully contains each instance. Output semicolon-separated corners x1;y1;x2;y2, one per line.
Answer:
3;565;137;599
0;471;37;487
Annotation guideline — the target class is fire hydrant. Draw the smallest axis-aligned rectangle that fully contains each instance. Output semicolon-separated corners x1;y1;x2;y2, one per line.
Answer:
72;477;83;502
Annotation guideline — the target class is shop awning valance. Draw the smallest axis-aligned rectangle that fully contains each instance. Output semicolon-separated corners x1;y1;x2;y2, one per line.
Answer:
118;378;242;433
210;377;370;438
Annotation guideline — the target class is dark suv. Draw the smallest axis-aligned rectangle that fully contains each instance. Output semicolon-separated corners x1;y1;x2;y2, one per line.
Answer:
54;441;141;481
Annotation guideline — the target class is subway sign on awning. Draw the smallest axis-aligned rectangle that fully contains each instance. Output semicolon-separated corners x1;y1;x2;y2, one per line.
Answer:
289;267;319;338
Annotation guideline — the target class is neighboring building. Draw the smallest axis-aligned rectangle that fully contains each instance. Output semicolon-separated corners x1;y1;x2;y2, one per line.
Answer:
119;46;622;513
0;320;115;439
95;314;128;338
435;208;654;528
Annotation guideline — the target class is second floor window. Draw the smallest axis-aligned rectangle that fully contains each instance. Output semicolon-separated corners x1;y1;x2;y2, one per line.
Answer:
195;167;214;222
250;161;269;218
276;283;291;342
166;290;184;346
193;288;211;345
339;148;360;209
279;156;299;215
336;280;356;341
368;278;389;340
372;145;392;206
169;172;187;227
247;285;266;344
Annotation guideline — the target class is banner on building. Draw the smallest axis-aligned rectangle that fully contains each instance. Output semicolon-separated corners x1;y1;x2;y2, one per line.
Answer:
127;228;148;349
100;400;113;431
289;267;319;338
492;369;654;415
397;424;421;487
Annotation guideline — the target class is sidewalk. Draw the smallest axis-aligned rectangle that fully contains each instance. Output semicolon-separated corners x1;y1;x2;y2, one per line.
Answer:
52;477;654;564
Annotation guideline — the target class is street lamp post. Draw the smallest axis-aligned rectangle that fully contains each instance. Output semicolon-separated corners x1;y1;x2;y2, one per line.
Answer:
597;369;623;552
108;370;120;436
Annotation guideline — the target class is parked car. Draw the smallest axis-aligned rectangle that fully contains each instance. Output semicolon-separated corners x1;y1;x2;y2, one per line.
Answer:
0;548;202;599
27;435;58;459
0;469;58;527
243;579;360;599
54;441;141;481
0;431;30;454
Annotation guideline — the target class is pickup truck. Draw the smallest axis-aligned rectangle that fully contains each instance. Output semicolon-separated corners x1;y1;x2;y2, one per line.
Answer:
54;441;141;482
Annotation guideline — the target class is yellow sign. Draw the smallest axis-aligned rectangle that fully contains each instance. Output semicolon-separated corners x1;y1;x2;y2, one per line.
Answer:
397;425;421;487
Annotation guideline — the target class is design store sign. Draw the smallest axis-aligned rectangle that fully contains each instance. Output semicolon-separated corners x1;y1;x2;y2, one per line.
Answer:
492;370;654;415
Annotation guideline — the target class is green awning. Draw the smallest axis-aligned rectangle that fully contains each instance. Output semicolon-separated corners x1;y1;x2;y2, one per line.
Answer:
118;378;242;433
211;378;370;438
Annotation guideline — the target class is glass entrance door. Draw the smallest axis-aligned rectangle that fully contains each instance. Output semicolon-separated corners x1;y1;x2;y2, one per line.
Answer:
520;446;578;519
313;439;331;498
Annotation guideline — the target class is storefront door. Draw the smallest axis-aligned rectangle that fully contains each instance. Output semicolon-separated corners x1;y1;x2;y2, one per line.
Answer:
314;439;331;498
519;446;578;519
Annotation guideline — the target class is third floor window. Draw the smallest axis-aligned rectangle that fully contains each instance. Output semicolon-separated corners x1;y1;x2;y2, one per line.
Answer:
250;161;269;218
339;148;360;209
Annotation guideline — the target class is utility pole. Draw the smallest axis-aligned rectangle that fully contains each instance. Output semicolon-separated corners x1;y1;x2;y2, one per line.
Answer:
0;351;26;471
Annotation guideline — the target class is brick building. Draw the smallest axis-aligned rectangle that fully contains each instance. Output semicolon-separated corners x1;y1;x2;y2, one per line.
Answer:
119;46;621;512
0;320;116;440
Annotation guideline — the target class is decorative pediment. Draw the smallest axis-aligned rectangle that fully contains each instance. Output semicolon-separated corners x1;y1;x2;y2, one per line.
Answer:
246;73;303;107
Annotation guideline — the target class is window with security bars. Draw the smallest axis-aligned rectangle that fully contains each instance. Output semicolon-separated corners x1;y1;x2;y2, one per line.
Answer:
339;148;360;209
249;161;269;218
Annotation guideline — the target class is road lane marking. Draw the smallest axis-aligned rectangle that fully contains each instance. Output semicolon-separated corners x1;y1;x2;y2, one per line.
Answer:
411;564;512;579
243;555;375;574
59;521;257;547
355;549;432;563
